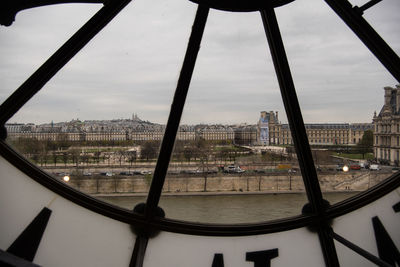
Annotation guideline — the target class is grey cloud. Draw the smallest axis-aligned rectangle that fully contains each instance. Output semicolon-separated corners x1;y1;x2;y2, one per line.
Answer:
1;0;399;125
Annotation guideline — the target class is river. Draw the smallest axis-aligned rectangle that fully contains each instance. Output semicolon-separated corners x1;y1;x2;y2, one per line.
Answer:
98;192;357;224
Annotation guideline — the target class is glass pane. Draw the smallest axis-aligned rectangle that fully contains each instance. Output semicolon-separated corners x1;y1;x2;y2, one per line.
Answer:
3;0;197;210
277;0;399;204
155;9;309;224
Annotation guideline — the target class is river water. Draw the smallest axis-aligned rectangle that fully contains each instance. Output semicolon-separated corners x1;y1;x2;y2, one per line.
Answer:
98;192;357;224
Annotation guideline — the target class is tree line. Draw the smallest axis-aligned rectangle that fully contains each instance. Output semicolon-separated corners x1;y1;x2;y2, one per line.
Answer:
7;137;251;167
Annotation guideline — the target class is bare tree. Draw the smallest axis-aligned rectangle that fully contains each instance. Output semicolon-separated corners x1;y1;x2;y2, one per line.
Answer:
141;141;158;161
51;150;58;166
70;149;81;167
117;149;126;166
93;151;101;166
127;151;137;169
62;152;69;167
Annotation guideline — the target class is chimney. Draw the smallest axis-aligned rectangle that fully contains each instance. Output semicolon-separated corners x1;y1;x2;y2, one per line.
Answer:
384;86;392;106
275;111;278;121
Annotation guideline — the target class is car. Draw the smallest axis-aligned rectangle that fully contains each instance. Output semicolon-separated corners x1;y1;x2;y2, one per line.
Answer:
336;164;344;171
359;162;369;169
370;164;381;171
350;164;361;170
224;165;245;173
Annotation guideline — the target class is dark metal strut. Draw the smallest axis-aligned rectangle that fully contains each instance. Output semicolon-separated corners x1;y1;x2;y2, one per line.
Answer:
260;8;339;267
144;5;209;219
129;5;209;267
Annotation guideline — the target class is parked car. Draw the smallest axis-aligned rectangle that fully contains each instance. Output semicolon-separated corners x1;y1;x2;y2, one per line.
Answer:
370;164;381;171
336;164;344;171
350;164;361;170
224;165;245;173
359;162;369;169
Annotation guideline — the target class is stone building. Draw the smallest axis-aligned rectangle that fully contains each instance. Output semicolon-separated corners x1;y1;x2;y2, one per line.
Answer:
195;125;234;142
234;125;258;145
257;111;372;146
279;123;349;145
373;85;400;165
257;111;280;145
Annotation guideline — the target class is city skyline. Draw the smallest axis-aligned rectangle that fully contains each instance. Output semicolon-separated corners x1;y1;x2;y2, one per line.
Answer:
6;110;375;126
1;0;399;125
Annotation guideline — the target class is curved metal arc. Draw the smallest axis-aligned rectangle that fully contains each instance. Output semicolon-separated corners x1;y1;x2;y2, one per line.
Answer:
0;140;147;225
0;136;316;237
1;0;104;26
0;0;398;242
326;171;400;219
1;139;399;236
0;0;131;125
188;0;294;12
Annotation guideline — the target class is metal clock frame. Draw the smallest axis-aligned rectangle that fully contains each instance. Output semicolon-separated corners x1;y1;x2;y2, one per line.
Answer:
1;0;399;266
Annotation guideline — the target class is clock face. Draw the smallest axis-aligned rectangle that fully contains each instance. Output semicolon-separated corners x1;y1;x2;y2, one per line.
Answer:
1;0;400;266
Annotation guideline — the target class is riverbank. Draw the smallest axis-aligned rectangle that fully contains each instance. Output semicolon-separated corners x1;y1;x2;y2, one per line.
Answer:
64;171;389;196
91;189;360;197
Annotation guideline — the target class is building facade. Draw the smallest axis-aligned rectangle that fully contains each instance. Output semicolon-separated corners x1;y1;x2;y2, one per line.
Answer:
234;125;258;146
373;85;400;165
257;111;280;146
5;111;374;147
5;121;234;143
257;111;372;147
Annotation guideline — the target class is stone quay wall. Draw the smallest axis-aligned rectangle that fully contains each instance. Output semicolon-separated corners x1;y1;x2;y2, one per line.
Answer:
66;172;390;195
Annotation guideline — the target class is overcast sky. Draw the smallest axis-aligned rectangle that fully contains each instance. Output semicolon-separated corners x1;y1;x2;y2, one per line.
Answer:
1;0;399;125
